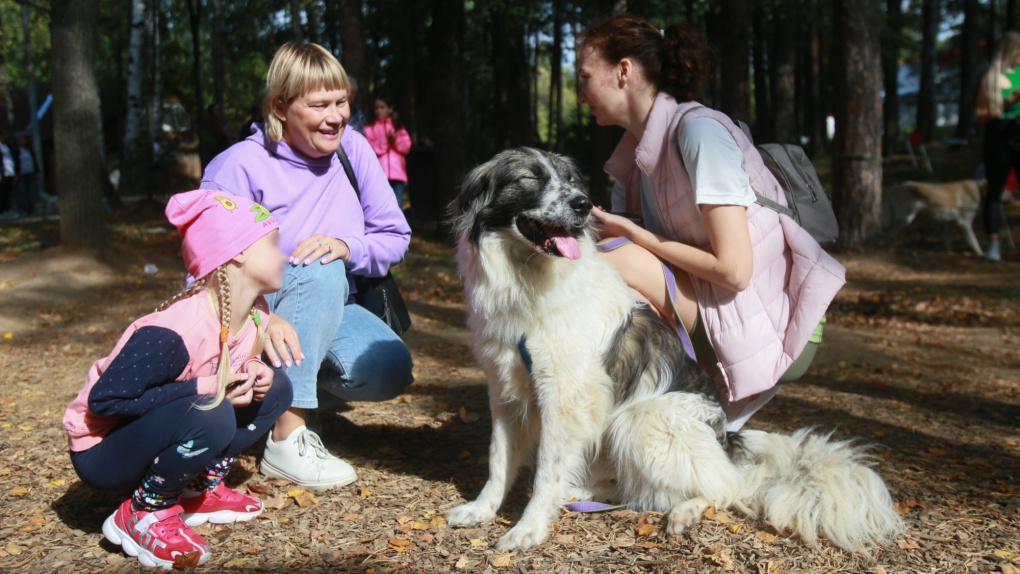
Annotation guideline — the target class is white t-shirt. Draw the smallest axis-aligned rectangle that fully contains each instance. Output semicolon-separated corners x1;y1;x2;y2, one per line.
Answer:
0;143;14;177
677;118;755;207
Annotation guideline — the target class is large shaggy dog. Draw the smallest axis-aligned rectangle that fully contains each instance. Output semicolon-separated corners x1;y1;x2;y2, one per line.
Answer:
447;147;904;552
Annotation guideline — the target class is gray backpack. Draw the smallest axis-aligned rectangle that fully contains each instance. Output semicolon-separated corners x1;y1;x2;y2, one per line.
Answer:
680;107;840;247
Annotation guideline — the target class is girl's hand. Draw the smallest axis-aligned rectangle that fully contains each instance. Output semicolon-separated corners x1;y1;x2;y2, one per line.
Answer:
290;233;351;266
264;316;304;369
249;362;274;402
225;373;255;407
386;130;396;145
591;206;640;240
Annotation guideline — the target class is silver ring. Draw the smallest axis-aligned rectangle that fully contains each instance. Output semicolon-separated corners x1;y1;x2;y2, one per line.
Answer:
316;240;324;247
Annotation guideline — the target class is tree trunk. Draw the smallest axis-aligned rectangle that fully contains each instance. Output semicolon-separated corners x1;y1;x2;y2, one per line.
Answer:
716;0;750;123
770;0;797;143
882;0;903;155
956;0;980;141
833;0;883;250
186;0;204;127
324;0;339;54
1007;0;1020;32
52;0;106;253
752;5;770;140
804;0;826;156
121;0;146;195
548;0;564;149
490;5;533;148
149;0;162;154
211;0;225;113
307;0;321;44
0;14;14;129
338;0;369;107
917;0;939;142
290;0;303;42
404;2;418;141
426;0;468;223
21;2;45;196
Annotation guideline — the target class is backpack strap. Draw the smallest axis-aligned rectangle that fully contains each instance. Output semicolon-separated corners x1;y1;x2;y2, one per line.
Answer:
624;104;707;215
336;144;361;202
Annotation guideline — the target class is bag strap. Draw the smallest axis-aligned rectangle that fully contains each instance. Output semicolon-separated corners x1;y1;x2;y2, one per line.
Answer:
624;104;707;215
336;144;361;201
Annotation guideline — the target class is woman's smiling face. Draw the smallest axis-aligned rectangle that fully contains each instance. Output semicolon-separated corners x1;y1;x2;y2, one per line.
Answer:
276;87;350;158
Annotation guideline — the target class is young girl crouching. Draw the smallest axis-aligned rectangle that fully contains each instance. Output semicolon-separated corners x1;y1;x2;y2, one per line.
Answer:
62;190;294;569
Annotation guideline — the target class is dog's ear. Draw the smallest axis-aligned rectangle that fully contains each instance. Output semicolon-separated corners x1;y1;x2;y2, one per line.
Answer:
449;159;497;241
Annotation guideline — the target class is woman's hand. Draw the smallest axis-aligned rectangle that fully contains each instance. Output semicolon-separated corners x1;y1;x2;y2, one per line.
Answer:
225;373;255;407
591;206;641;239
291;233;351;266
264;316;304;369
248;362;274;402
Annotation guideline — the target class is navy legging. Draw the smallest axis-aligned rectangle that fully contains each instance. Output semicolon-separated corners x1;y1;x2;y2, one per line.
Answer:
70;373;292;499
981;118;1019;236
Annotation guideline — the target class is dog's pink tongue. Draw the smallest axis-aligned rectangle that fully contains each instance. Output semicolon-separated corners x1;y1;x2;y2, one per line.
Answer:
545;227;581;260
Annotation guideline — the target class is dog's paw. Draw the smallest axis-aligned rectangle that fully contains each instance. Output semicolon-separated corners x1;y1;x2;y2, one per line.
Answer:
446;502;496;527
666;499;709;536
494;522;549;551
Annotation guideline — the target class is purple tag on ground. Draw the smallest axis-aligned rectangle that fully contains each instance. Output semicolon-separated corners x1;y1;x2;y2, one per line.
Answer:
564;501;624;513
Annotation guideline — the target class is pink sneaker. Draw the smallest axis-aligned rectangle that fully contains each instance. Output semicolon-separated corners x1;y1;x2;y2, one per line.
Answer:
102;499;210;569
180;482;264;527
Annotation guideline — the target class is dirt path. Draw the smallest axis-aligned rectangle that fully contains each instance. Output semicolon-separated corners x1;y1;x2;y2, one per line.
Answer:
1;222;1018;573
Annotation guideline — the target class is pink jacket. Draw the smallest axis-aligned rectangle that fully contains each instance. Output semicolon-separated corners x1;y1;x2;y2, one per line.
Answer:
364;118;411;182
605;93;846;402
63;293;269;452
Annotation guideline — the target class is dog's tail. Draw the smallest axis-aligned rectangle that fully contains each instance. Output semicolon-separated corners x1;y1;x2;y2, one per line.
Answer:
729;428;904;551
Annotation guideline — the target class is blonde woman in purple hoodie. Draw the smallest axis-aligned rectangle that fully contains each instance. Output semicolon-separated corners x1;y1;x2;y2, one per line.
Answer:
202;43;413;490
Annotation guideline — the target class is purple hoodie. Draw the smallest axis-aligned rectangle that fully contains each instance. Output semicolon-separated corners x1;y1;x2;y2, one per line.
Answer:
201;123;411;289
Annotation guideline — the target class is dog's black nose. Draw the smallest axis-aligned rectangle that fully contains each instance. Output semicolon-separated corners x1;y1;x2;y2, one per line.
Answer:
569;195;593;215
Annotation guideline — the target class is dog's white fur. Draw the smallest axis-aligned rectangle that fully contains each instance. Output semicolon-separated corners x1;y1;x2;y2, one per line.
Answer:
448;148;903;553
884;179;987;255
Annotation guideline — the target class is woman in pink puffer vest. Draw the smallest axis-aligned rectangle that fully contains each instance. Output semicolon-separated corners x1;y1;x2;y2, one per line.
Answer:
578;15;846;431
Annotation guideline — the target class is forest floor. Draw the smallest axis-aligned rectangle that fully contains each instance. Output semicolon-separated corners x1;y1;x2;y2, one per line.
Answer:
0;192;1018;573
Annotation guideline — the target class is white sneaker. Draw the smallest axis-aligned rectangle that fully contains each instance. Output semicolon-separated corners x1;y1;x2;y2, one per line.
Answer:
260;426;358;490
985;240;1002;261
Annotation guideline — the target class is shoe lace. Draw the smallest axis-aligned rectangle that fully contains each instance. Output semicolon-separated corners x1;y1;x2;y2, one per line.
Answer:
294;429;335;463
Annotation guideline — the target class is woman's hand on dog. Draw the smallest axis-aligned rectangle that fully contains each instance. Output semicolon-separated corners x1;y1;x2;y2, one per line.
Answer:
591;206;640;239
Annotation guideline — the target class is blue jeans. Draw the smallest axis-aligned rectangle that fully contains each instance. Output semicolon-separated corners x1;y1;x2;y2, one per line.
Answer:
389;180;406;207
264;260;414;410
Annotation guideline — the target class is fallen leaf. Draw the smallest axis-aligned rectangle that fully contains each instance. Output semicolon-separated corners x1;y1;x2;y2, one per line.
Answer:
360;486;372;498
246;483;270;495
413;520;429;530
1002;564;1020;574
611;538;635;548
396;515;414;524
635;523;655;537
455;556;471;569
105;553;121;565
8;487;28;497
459;406;479;423
263;494;287;510
703;504;717;520
703;547;735;570
3;332;12;339
173;551;203;569
490;554;512;568
470;538;485;546
430;516;447;527
343;513;360;521
896;539;921;550
241;546;261;555
710;510;733;524
388;536;411;549
994;549;1019;560
420;533;434;544
755;531;777;544
49;479;66;487
287;488;316;508
342;547;370;559
224;557;251;568
5;542;22;556
875;566;888;574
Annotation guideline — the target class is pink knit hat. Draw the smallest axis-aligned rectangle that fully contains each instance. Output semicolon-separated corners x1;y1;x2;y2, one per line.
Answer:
165;189;280;279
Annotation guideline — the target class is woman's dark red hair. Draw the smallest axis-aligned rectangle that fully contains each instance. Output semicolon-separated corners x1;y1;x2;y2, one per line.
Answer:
581;15;714;102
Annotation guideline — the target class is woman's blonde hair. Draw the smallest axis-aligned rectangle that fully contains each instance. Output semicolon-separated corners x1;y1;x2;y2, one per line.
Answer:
262;42;350;142
156;265;265;410
976;31;1020;122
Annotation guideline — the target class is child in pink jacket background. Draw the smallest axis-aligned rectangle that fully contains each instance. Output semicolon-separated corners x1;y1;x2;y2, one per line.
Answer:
365;94;412;207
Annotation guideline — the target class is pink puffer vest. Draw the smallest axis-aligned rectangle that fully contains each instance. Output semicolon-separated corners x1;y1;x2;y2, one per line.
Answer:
605;92;846;402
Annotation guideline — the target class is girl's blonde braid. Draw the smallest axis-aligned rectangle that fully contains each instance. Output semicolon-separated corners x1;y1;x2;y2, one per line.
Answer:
196;266;232;410
155;277;208;313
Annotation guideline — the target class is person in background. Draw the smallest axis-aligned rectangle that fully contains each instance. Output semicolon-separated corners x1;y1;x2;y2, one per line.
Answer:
975;30;1020;261
364;94;412;207
0;131;18;217
15;135;36;217
347;76;367;136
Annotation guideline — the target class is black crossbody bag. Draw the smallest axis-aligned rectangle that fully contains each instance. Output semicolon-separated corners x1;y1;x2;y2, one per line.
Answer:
336;145;412;335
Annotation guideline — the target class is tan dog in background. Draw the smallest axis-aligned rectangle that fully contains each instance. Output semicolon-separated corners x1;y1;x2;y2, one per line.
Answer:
884;179;988;255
